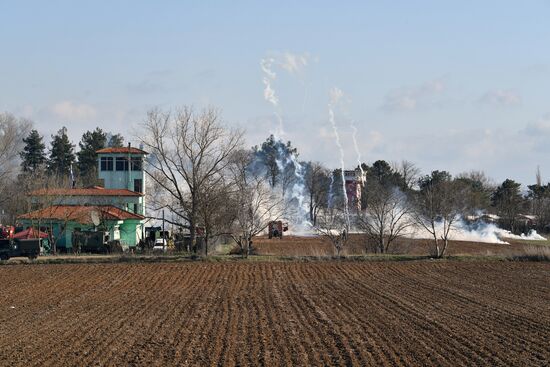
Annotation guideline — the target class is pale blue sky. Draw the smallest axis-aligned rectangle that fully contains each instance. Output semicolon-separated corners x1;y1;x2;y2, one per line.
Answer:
1;1;550;185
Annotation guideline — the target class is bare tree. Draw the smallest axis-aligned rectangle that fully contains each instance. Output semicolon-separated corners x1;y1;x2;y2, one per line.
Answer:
413;172;468;258
196;174;234;256
139;107;243;253
0;113;32;210
304;162;330;226
392;160;421;190
314;205;349;256
228;150;284;258
357;182;413;254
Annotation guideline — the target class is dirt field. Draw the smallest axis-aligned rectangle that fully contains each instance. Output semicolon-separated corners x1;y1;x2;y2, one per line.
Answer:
251;234;547;257
0;261;549;366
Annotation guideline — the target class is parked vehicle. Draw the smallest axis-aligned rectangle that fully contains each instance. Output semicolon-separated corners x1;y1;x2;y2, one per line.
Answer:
0;238;40;260
268;221;289;239
152;237;168;253
73;230;123;254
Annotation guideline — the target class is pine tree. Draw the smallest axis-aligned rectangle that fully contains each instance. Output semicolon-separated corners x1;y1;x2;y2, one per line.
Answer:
491;179;523;233
77;128;107;178
107;133;124;148
253;134;299;188
20;129;46;173
48;127;76;177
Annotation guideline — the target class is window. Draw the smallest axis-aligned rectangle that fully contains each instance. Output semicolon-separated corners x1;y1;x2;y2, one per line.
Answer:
100;157;113;171
116;157;129;171
133;203;139;214
131;157;142;171
134;179;143;193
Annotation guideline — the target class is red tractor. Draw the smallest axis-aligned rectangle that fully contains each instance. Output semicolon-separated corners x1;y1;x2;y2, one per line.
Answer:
268;221;288;239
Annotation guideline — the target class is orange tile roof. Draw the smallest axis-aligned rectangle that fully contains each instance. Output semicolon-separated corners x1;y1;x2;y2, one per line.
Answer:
31;187;143;197
96;147;148;154
18;205;144;224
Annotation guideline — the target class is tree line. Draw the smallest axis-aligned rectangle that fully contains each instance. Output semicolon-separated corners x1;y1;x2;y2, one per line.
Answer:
0;112;125;223
19;125;124;180
0;109;547;258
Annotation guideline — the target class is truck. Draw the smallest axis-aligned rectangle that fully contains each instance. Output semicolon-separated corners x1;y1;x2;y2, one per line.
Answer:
268;221;289;239
72;230;122;254
0;226;44;260
0;236;40;262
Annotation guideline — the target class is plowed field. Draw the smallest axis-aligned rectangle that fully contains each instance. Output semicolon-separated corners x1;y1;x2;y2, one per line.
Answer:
1;261;549;366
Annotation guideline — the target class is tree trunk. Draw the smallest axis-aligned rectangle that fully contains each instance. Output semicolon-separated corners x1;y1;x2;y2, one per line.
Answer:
441;238;449;258
433;237;440;258
189;192;198;254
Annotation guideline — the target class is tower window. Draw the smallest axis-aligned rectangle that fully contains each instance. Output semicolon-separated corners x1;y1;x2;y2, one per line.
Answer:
100;157;113;171
116;157;129;171
131;157;142;171
134;179;143;193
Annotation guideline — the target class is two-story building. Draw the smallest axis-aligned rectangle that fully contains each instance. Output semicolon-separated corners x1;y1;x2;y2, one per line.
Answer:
18;145;148;252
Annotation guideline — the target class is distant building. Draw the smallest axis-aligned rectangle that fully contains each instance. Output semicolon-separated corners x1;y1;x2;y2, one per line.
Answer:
344;169;365;210
18;145;148;252
97;144;147;215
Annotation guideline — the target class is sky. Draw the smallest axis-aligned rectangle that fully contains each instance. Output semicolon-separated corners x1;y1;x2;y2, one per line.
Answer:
1;1;550;186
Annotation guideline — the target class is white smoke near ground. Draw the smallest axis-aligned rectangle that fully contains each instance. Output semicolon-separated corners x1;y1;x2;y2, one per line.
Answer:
328;87;350;229
274;142;313;235
407;218;547;244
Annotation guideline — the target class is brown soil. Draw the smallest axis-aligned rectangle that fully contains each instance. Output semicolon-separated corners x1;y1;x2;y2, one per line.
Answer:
252;234;543;257
0;261;549;366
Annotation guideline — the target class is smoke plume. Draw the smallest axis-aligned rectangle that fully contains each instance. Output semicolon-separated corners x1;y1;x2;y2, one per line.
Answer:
328;87;350;229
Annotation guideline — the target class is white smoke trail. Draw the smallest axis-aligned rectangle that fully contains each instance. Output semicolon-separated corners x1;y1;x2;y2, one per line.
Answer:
260;57;278;107
261;58;285;136
350;120;365;181
328;172;334;208
271;141;312;234
279;52;309;74
259;51;315;234
328;87;350;229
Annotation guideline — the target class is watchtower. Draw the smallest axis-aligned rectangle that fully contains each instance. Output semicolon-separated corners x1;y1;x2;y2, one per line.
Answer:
96;143;147;214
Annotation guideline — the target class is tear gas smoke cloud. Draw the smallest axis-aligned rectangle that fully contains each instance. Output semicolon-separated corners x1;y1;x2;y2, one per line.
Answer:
328;87;350;229
406;217;547;244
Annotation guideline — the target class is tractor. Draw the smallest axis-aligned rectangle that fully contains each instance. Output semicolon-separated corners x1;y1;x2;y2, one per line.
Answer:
268;221;289;239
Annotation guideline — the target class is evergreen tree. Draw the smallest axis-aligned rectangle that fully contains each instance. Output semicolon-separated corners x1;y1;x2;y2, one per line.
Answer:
252;134;298;188
107;133;124;147
365;160;403;188
77;128;107;178
48;127;76;178
19;129;46;173
491;179;523;232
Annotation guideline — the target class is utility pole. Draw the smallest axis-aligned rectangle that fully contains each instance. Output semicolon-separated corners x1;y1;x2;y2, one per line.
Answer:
162;209;165;250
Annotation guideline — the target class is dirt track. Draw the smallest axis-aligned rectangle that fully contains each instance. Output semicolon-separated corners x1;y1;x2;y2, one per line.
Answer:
0;261;549;366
